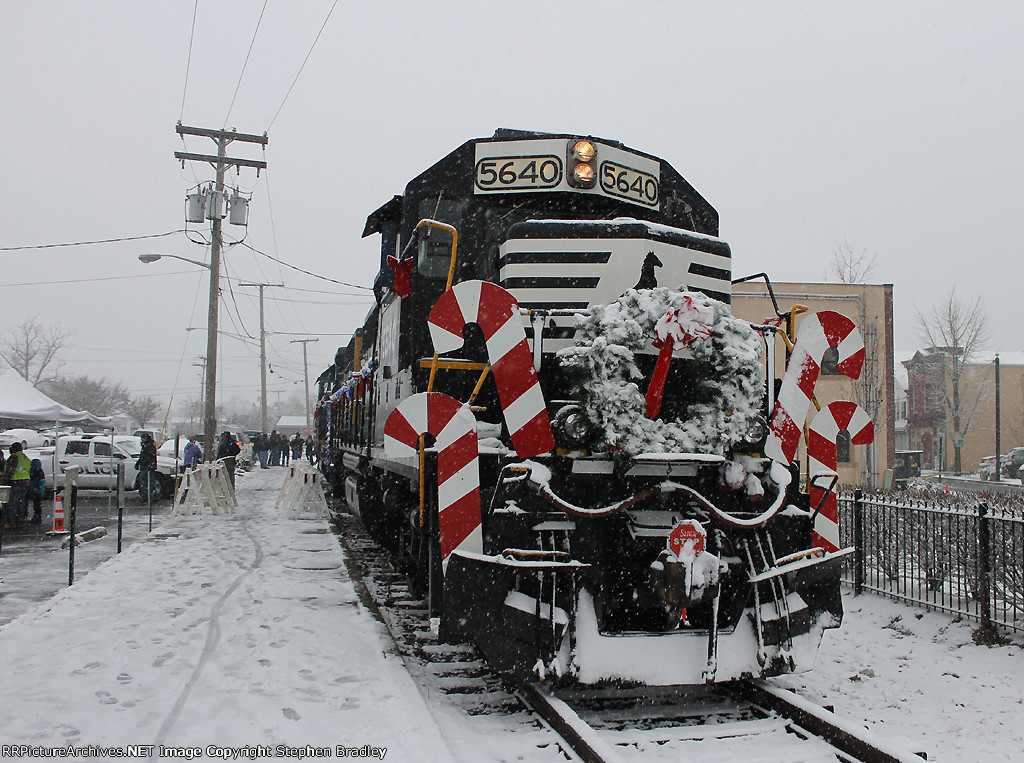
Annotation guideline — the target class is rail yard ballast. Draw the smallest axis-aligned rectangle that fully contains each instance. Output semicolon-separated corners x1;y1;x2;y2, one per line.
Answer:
315;129;873;686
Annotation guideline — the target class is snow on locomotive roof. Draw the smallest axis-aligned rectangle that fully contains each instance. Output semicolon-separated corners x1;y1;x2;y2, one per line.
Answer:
525;216;727;245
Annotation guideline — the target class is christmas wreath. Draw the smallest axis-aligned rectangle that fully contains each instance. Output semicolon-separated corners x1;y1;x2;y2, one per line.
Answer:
556;287;765;456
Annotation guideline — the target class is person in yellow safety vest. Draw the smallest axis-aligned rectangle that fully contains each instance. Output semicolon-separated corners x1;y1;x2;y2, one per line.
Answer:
3;442;32;527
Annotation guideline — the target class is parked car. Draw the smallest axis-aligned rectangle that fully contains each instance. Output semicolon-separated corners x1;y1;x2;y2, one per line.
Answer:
979;455;998;481
0;428;53;449
1002;447;1024;479
27;436;183;499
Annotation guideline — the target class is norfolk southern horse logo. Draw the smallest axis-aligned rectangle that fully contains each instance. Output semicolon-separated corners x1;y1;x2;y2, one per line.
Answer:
634;251;662;290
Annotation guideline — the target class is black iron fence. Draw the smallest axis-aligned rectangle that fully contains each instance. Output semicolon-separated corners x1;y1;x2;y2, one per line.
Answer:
839;490;1024;632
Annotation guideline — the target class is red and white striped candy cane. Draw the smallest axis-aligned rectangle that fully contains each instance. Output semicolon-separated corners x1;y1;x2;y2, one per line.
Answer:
807;401;874;552
384;392;481;571
765;311;865;465
427;280;554;457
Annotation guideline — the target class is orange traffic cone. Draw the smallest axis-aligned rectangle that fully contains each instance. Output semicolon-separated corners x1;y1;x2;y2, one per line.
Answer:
944;484;951;494
46;495;67;535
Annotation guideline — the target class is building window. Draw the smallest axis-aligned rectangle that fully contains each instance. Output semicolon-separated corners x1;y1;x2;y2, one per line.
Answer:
820;347;840;375
837;429;851;462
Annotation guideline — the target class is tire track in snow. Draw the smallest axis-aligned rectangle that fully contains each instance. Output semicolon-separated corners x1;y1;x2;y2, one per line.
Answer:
154;515;264;744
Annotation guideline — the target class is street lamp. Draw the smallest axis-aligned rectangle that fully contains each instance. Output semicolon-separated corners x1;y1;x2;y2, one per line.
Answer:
139;253;211;270
139;252;219;460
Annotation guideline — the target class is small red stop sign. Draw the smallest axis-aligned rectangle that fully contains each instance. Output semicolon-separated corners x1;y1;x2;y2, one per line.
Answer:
667;520;705;560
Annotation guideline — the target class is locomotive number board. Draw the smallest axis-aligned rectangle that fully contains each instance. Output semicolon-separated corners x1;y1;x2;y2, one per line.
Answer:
474;139;661;209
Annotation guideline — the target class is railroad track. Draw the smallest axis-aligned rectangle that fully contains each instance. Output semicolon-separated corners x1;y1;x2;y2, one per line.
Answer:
330;498;925;763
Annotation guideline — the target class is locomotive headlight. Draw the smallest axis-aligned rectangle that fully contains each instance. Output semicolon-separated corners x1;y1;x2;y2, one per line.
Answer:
573;163;596;184
745;417;767;442
572;140;596;162
566;138;598;189
554;404;590;446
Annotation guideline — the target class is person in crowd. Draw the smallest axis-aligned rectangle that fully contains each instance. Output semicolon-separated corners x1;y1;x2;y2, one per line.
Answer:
290;433;304;462
28;457;45;524
269;430;282;467
3;442;31;526
305;435;315;464
217;431;241;488
281;431;291;467
254;432;269;469
136;432;159;503
183;435;203;469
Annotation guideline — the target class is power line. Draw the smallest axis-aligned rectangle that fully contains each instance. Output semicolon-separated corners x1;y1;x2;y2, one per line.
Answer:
238;241;371;289
0;270;200;287
267;0;340;131
180;0;199;122
223;0;270;128
0;230;186;252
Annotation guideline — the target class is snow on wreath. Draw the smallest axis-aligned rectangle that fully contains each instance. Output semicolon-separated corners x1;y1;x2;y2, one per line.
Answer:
556;287;765;456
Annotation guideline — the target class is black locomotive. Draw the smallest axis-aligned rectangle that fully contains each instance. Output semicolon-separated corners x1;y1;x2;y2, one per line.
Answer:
316;130;854;684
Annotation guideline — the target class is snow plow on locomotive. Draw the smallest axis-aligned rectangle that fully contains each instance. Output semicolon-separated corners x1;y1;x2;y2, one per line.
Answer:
316;130;872;685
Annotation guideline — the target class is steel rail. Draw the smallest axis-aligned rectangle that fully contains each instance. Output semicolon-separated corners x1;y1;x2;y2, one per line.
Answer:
733;680;926;763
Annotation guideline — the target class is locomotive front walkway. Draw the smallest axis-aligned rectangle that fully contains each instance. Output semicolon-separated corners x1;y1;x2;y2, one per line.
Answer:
0;467;455;758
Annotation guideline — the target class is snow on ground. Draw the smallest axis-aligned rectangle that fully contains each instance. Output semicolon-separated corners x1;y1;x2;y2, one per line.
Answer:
778;592;1024;762
0;467;456;760
0;465;1021;762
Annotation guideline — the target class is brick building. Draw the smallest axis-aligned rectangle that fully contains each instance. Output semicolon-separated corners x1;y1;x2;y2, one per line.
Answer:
731;281;896;489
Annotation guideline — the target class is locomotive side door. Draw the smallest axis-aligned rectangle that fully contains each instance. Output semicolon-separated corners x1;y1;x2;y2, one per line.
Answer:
374;293;408;445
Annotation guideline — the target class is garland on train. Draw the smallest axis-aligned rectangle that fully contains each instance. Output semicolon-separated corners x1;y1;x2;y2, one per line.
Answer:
556;286;764;456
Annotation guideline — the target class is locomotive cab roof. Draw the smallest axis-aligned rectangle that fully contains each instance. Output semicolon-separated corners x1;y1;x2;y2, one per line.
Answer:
361;130;720;239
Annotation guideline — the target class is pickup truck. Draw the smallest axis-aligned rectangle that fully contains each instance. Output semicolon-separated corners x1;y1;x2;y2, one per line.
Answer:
26;435;184;499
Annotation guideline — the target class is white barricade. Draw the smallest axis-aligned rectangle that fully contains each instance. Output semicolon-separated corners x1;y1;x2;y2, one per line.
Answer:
171;461;237;519
275;461;330;520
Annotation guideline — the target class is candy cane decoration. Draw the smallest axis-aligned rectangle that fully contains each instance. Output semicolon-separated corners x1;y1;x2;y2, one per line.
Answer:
646;300;714;418
427;280;554;457
384;392;481;571
807;401;874;552
765;311;865;465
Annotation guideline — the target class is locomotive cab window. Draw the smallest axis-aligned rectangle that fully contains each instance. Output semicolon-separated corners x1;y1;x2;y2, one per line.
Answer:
416;198;463;278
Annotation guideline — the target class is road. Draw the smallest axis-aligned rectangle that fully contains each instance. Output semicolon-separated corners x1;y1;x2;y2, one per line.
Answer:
0;489;173;626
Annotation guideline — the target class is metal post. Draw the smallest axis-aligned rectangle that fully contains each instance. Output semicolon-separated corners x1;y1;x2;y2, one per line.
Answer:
68;482;78;586
978;503;992;630
853;489;864;594
995;355;1001;482
116;463;125;553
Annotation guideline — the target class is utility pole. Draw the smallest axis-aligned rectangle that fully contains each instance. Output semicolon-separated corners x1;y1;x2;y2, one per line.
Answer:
193;356;206;428
239;282;283;434
290;338;319;433
175;123;267;460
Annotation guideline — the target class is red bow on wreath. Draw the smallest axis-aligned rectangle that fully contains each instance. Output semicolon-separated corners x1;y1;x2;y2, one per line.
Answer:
645;298;714;418
387;255;414;298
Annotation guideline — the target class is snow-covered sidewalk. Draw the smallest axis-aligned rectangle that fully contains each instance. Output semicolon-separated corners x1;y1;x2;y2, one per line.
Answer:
0;466;455;759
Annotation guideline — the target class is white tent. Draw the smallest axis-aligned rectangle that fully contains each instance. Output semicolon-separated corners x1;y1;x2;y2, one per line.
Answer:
0;369;112;425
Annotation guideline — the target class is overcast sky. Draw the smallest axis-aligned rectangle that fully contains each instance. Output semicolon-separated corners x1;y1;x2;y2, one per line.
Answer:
1;1;1021;414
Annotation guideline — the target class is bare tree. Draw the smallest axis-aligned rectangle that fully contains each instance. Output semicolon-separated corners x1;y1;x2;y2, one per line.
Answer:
830;238;877;283
124;396;162;429
0;316;72;385
916;289;991;472
44;375;131;418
